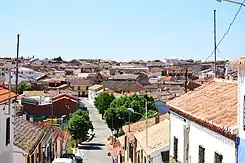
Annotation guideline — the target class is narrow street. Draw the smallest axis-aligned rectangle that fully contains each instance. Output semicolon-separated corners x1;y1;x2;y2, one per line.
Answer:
78;98;113;163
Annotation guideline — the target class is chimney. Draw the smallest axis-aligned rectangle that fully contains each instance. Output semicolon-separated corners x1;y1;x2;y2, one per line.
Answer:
155;113;160;124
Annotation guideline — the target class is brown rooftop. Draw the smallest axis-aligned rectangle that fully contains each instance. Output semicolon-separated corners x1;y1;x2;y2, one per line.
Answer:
69;78;92;86
167;79;237;132
135;119;169;155
14;117;49;153
232;57;245;67
123;114;169;142
0;86;17;102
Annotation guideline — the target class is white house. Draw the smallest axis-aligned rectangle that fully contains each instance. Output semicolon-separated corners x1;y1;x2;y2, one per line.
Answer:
4;67;43;85
28;58;44;66
167;79;237;163
232;57;245;162
0;86;16;163
88;84;104;104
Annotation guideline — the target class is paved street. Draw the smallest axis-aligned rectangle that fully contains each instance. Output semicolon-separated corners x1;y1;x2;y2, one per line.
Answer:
78;98;113;163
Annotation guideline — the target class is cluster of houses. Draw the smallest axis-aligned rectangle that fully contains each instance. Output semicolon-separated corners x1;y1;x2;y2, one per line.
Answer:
106;57;245;163
0;56;241;163
0;85;69;163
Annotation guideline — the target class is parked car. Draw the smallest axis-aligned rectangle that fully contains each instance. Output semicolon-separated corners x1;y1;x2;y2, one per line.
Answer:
75;156;83;163
61;153;76;160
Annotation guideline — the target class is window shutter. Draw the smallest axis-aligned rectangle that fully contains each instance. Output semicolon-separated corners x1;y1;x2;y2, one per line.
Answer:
173;136;178;161
5;117;10;146
214;152;223;163
198;146;205;163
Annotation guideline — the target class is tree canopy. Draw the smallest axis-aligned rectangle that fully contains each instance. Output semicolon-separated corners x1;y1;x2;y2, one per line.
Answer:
109;94;156;117
100;93;157;134
68;109;93;143
15;82;33;94
104;106;130;132
94;92;115;116
53;56;63;61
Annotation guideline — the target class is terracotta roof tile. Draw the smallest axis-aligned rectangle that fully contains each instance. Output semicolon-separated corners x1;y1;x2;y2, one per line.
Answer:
14;117;49;153
0;86;17;103
123;114;169;142
167;79;237;130
232;57;245;67
135;119;169;155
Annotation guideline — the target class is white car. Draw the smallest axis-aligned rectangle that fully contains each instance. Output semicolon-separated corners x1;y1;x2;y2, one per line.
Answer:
52;158;74;163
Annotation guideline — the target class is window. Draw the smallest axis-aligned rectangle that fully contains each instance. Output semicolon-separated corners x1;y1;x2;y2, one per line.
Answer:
161;151;169;162
78;86;81;90
173;136;178;161
124;136;127;150
31;154;34;163
214;152;223;163
199;146;205;163
6;117;10;146
244;95;245;130
26;155;30;163
141;150;143;163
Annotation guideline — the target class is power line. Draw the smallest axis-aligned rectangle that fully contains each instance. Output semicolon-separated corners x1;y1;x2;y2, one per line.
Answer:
205;0;245;61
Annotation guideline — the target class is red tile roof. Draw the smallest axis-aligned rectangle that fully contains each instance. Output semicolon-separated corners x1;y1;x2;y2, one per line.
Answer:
52;93;77;103
167;79;237;140
0;86;17;103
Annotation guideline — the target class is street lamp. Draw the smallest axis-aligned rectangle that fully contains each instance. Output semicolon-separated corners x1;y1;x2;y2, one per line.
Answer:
216;0;245;7
127;103;149;150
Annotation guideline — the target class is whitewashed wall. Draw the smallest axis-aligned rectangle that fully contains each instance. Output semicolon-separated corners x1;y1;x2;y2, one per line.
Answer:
13;146;26;163
188;121;236;163
170;113;185;162
151;146;169;163
238;68;245;138
170;113;236;163
0;101;14;163
88;90;95;104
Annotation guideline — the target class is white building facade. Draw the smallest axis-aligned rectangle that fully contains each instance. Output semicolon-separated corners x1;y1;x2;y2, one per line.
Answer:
167;79;237;163
88;85;104;104
0;87;16;163
233;57;245;162
170;112;236;163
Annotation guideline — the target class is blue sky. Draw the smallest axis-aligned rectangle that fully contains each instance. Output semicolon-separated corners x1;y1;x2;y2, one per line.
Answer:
0;0;244;61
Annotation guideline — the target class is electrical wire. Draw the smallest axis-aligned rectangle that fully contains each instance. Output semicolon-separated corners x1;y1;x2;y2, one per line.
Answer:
205;0;245;61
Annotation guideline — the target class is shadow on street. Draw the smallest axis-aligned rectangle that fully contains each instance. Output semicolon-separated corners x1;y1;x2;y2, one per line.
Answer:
78;143;104;150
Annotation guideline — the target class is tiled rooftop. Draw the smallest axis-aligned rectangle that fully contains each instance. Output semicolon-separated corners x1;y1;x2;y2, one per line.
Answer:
123;114;169;142
110;74;139;80
167;79;237;130
101;81;146;93
14;117;49;153
232;57;245;67
68;78;92;86
135;119;169;155
0;86;16;103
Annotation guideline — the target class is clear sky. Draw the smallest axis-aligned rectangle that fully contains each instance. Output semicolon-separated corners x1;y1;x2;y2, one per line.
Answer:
0;0;244;61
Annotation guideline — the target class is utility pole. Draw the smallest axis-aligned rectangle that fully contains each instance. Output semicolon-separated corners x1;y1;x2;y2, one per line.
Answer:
184;65;188;93
15;34;20;95
214;10;217;77
145;100;148;149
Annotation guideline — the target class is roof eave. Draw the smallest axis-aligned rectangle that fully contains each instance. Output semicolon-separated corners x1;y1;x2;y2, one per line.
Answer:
167;104;237;141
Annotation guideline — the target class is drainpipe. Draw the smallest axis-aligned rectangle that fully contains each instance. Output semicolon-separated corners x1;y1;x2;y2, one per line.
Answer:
236;137;240;163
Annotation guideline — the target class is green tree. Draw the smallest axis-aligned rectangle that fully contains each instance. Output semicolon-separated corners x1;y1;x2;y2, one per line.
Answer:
68;109;93;145
94;92;115;116
104;106;130;135
15;82;33;94
141;110;158;120
108;93;156;123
